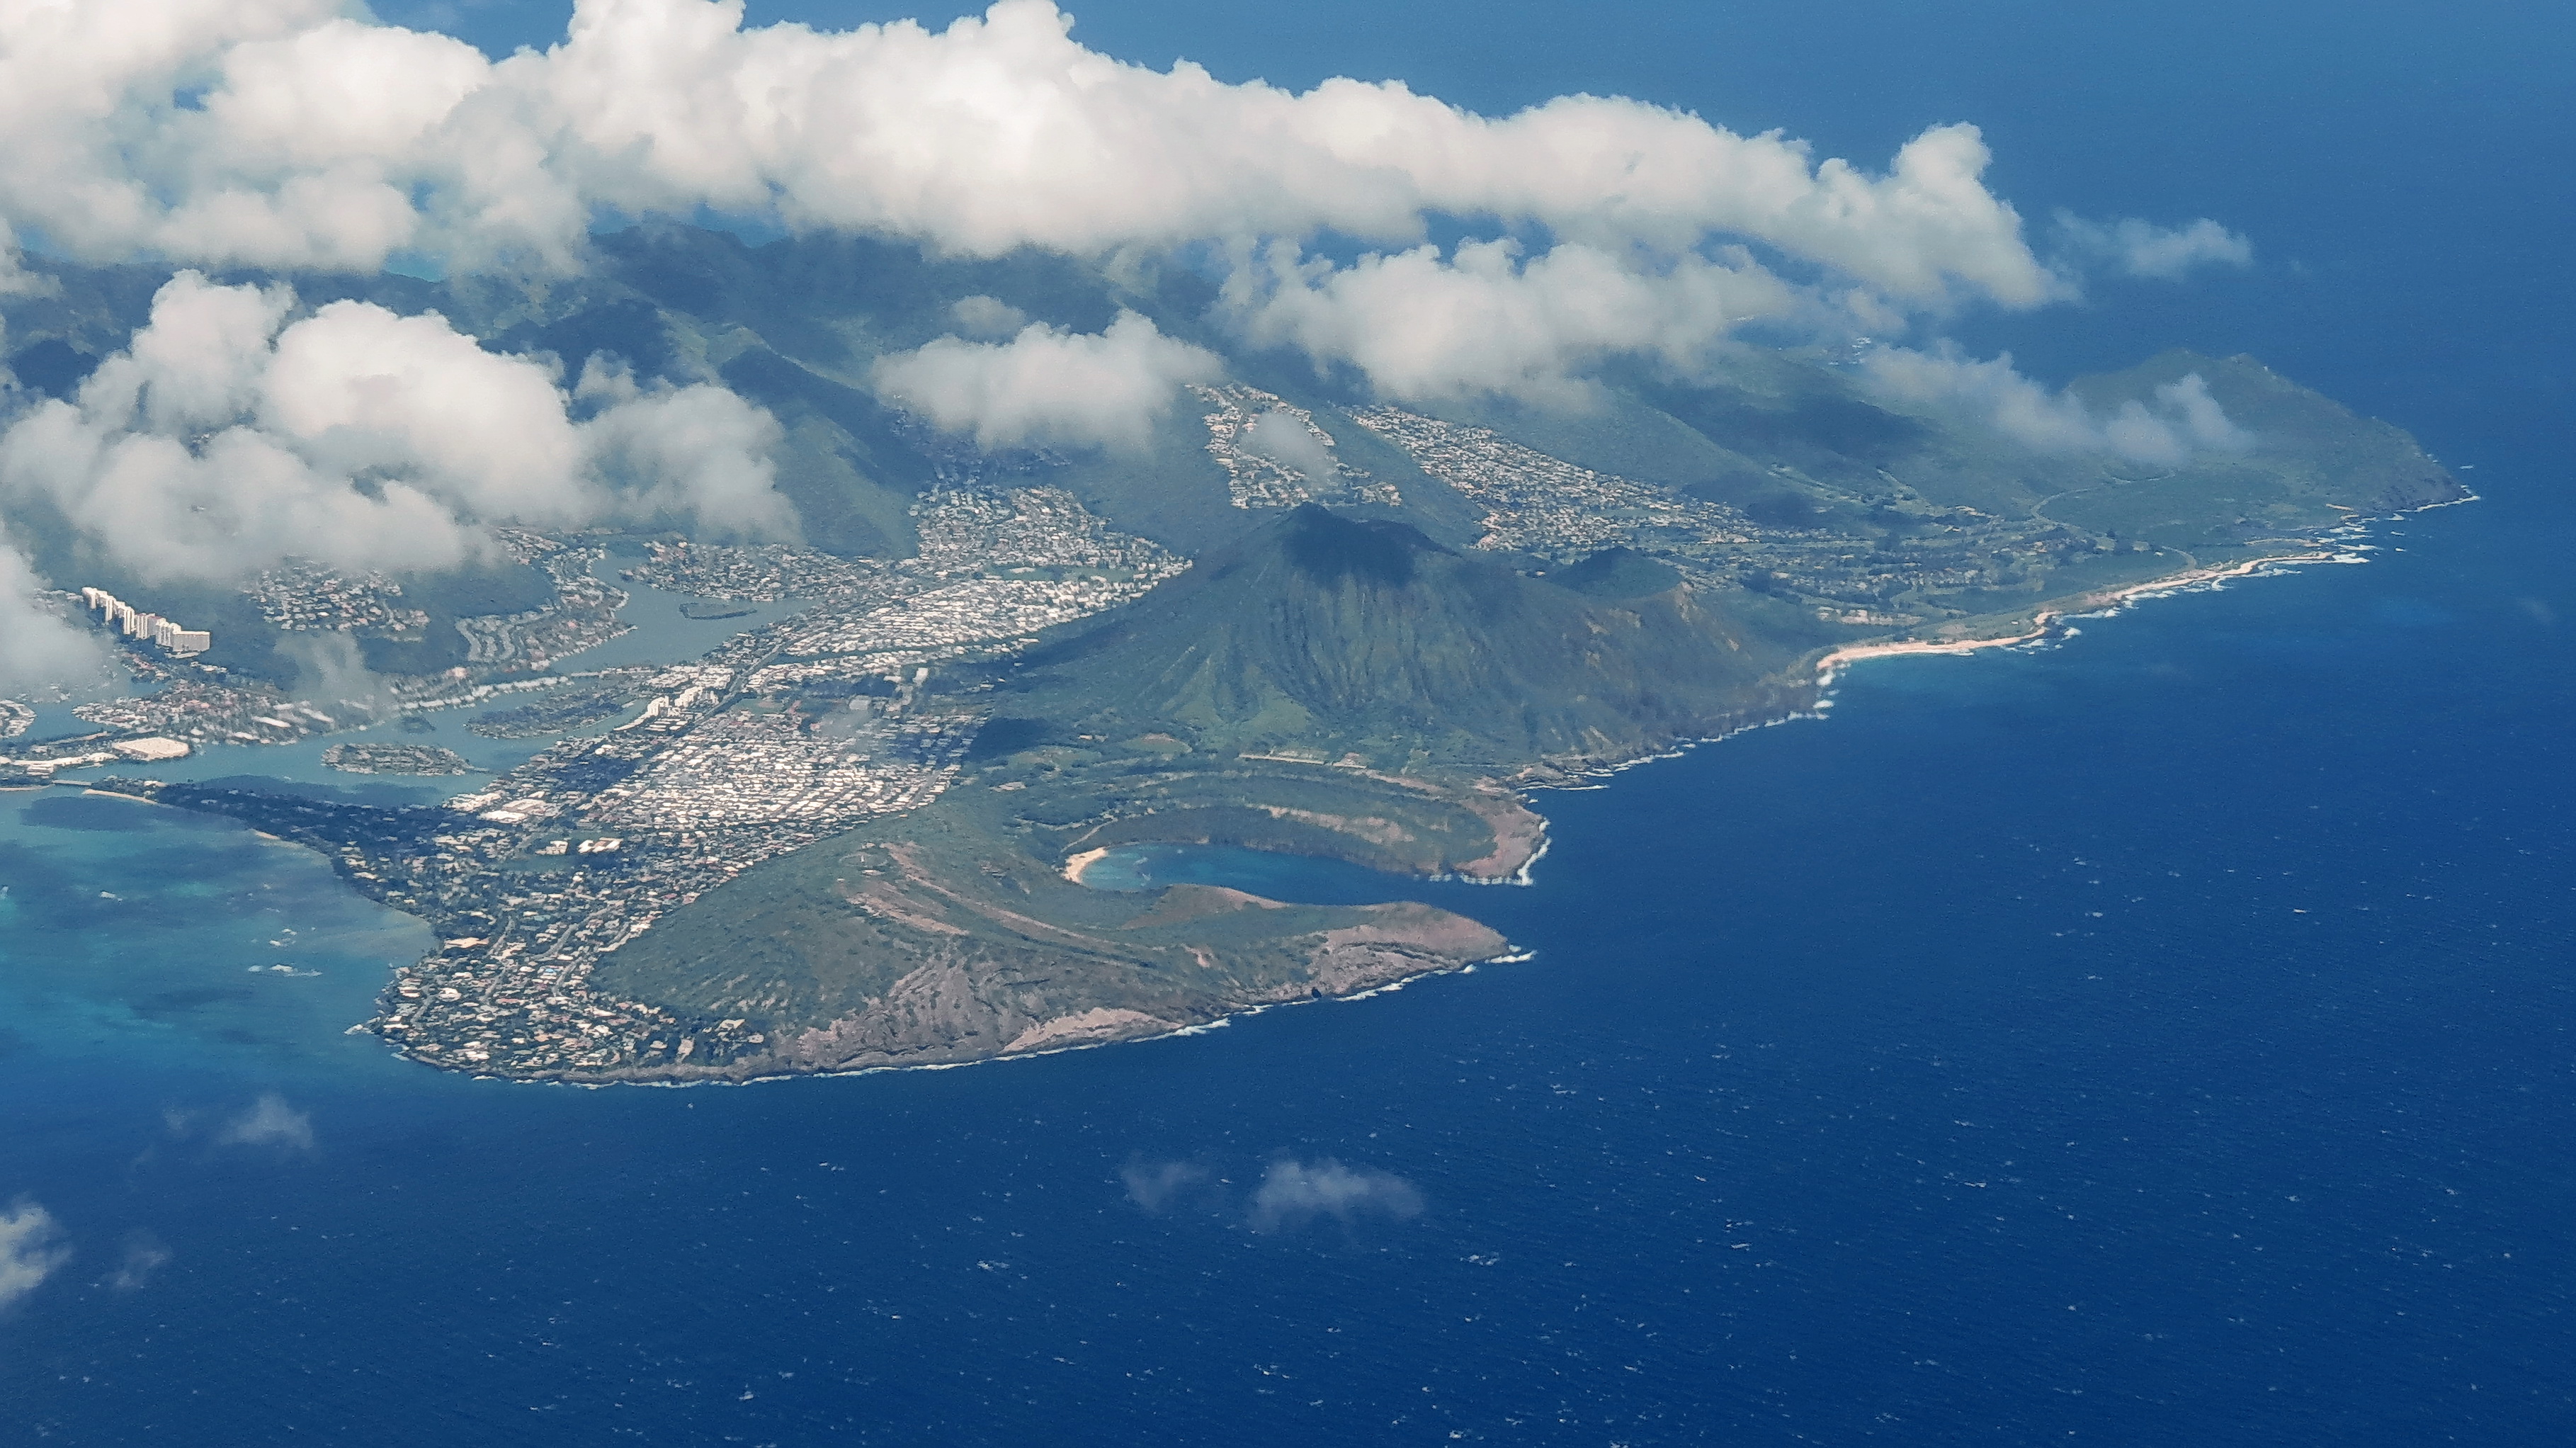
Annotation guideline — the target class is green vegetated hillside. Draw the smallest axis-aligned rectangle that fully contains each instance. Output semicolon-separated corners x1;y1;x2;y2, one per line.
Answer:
601;504;1815;1065
589;801;1511;1074
1005;506;1810;773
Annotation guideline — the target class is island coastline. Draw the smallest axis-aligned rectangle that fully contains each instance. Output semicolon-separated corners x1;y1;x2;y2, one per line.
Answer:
53;491;2469;1090
1814;545;2376;685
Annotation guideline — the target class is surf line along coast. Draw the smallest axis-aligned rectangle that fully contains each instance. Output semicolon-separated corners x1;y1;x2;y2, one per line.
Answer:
1812;548;2354;685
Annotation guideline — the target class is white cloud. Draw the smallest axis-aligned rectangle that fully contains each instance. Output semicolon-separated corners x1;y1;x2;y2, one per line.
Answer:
949;295;1028;337
870;310;1219;451
1241;409;1337;481
1247;1157;1424;1233
574;360;793;538
1859;344;2253;466
0;1199;71;1311
2111;373;2252;461
2054;212;2253;281
0;2;505;271
215;1093;314;1151
0;271;788;586
0;540;110;696
1232;238;1798;404
0;1;2253;416
257;294;601;526
0;321;91;699
0;2;2061;295
0;220;52;298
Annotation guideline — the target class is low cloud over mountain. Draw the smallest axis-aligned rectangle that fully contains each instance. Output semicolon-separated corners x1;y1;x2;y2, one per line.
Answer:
0;271;788;582
0;1;2235;381
871;311;1218;451
0;0;2262;692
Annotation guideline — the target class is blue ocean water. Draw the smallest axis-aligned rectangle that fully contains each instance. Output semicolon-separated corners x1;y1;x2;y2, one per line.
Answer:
10;4;2576;1444
6;477;2567;1444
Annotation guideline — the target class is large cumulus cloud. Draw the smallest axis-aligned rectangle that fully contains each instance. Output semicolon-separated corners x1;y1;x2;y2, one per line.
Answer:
0;0;2246;404
0;3;501;269
0;271;788;588
528;1;2060;306
0;1;2053;293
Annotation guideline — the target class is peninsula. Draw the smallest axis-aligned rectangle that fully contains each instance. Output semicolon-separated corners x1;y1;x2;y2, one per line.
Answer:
17;227;2463;1082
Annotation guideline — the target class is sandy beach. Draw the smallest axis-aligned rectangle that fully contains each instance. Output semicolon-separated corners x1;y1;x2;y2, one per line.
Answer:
1061;846;1111;884
1814;550;2342;684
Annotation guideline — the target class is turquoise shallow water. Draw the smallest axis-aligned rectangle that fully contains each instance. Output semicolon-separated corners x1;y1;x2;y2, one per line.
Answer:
23;565;806;798
1074;842;1425;904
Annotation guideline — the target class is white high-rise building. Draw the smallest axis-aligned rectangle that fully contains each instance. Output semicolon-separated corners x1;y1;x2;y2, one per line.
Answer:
80;587;212;655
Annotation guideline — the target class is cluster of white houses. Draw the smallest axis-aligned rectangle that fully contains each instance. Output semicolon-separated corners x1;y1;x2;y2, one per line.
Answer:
79;587;211;655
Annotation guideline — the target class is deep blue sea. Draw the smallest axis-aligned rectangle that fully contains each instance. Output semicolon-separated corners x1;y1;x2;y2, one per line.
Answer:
16;474;2571;1445
9;4;2575;1443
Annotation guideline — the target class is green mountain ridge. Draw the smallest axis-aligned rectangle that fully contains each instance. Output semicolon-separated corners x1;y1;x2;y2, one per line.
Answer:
1004;505;1810;773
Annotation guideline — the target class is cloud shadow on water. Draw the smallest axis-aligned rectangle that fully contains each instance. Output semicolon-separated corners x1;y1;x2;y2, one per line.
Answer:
103;1231;171;1292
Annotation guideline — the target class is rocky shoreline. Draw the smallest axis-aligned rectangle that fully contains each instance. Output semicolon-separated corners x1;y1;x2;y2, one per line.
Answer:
428;899;1512;1087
